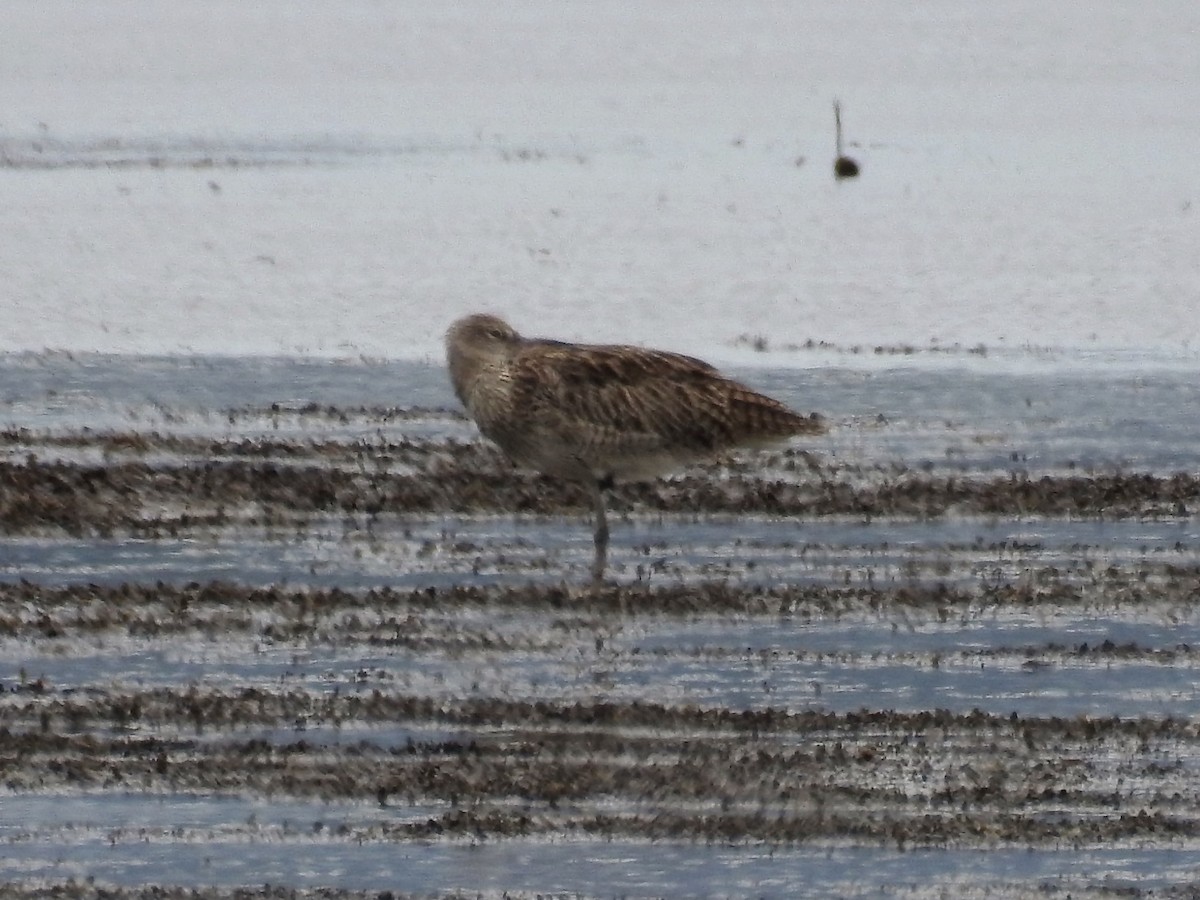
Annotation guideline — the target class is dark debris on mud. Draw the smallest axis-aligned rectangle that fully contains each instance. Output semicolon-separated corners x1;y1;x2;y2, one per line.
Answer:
4;568;1200;640
1;449;1198;536
0;885;488;900
5;420;1200;872
2;688;1199;847
5;578;1200;852
1;884;1190;900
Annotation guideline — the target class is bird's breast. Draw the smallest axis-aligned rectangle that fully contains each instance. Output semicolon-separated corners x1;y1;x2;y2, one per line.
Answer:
463;365;518;440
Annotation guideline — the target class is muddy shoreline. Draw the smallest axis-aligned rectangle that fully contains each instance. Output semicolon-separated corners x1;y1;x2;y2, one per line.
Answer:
4;367;1200;897
2;427;1197;537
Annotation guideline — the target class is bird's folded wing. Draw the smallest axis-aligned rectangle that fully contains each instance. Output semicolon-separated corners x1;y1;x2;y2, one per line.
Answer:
512;343;802;453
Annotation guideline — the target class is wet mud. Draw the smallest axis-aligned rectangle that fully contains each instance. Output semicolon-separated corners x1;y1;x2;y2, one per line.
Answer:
3;428;1198;537
3;368;1200;898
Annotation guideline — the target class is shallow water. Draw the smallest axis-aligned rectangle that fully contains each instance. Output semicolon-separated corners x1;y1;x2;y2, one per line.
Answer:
3;817;1199;899
6;354;1200;475
3;354;1200;897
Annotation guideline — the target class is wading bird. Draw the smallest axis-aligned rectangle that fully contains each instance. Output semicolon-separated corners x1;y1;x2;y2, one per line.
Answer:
446;313;824;584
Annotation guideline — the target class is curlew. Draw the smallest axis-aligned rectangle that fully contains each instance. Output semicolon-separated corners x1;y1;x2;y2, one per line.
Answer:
446;313;825;583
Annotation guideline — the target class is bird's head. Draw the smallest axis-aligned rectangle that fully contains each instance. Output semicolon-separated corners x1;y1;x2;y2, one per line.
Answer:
445;314;522;403
447;313;519;350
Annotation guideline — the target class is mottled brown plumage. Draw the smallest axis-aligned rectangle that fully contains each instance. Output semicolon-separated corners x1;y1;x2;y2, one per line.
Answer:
446;313;825;582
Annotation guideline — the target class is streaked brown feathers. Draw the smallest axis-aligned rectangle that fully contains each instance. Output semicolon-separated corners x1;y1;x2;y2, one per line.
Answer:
446;313;823;484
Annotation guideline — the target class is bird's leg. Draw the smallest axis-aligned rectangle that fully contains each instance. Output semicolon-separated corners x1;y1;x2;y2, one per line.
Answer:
590;480;610;585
